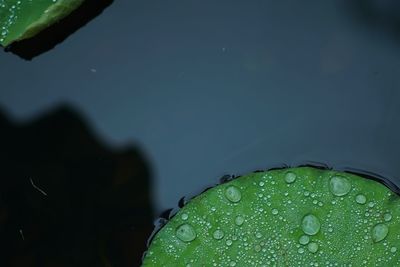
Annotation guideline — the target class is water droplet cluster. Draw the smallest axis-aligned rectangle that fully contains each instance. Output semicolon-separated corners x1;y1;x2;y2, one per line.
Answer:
143;167;400;266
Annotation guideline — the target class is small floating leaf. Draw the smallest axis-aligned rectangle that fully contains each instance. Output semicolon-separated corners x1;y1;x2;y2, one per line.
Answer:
143;167;400;266
0;0;84;47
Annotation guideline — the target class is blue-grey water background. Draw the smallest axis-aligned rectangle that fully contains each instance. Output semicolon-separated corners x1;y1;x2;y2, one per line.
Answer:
1;0;400;215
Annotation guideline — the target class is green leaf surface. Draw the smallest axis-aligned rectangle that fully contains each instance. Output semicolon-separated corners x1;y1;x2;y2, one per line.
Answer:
0;0;84;46
142;167;400;266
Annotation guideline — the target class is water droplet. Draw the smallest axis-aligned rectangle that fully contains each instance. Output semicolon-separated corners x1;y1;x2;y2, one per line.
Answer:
259;181;265;186
213;229;224;240
255;232;263;239
235;215;244;226
225;186;242;203
299;235;310;245
298;247;305;254
355;194;366;204
181;213;189;220
285;172;297;183
391;247;397;253
226;239;233;246
308;242;319;253
272;209;279;215
329;176;351;196
229;261;236;266
371;223;389;243
302;214;321;236
176;224;196;242
384;213;392;222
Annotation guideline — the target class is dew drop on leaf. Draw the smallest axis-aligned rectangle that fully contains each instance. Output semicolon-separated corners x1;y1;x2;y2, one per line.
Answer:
299;235;310;245
224;185;242;203
302;214;321;236
284;171;297;184
176;224;196;242
329;176;352;196
213;229;224;240
371;223;389;243
235;215;244;226
355;194;367;204
307;242;319;253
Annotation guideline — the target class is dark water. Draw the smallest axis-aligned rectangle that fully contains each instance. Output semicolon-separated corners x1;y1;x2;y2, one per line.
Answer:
1;0;400;266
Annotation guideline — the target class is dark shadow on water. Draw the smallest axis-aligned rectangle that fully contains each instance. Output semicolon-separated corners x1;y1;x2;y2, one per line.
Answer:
0;105;153;267
5;0;114;60
343;0;400;42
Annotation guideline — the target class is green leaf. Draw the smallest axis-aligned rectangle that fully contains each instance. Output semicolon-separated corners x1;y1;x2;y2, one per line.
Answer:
142;167;400;266
0;0;84;47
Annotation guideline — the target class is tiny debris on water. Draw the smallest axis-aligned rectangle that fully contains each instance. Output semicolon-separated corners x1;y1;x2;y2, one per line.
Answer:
19;229;24;241
29;178;47;196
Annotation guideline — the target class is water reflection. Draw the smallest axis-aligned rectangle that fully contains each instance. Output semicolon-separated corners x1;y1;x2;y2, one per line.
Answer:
0;105;153;267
